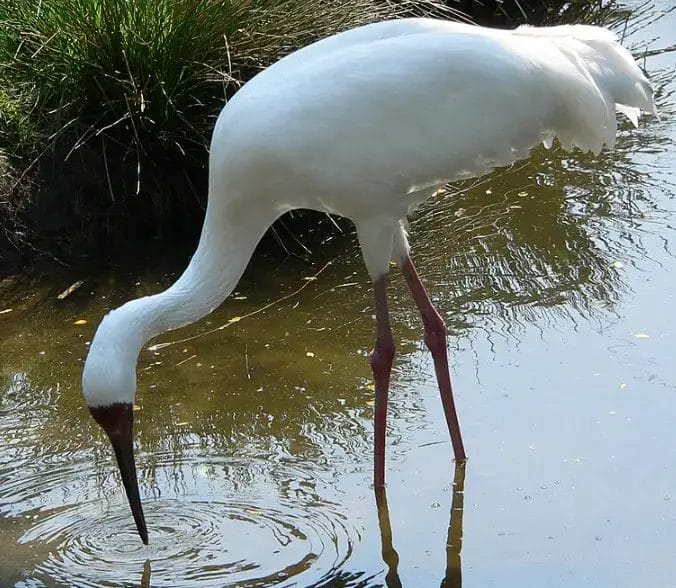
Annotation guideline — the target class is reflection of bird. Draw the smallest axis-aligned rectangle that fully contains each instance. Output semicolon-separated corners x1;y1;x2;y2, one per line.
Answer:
82;19;655;544
375;462;466;587
442;463;465;587
140;560;152;588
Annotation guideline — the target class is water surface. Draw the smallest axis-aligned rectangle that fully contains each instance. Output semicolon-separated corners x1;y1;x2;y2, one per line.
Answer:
1;2;675;586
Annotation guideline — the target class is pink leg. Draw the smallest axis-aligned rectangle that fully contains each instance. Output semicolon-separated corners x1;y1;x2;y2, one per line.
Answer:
370;275;395;487
400;256;466;461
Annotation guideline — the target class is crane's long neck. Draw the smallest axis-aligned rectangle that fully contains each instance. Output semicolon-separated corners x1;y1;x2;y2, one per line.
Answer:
93;202;277;360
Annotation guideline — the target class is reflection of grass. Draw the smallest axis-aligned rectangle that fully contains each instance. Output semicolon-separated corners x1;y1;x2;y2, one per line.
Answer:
405;128;665;332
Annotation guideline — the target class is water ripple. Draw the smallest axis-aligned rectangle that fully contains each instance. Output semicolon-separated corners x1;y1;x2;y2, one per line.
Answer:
14;454;357;588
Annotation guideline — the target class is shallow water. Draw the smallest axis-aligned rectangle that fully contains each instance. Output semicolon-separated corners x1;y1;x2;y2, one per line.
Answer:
1;2;675;586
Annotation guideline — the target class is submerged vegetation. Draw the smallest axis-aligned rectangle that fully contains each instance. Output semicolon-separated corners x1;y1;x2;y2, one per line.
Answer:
0;0;623;263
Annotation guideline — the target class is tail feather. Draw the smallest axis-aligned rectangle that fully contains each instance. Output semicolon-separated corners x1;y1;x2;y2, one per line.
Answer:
516;24;656;153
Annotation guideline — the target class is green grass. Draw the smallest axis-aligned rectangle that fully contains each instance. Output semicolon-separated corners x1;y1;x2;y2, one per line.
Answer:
0;0;453;249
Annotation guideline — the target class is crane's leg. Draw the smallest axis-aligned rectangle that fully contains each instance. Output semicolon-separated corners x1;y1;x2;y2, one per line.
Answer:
400;256;466;461
371;275;395;487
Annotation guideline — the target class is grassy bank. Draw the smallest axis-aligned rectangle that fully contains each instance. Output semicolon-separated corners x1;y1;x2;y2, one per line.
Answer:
0;0;457;254
0;0;621;265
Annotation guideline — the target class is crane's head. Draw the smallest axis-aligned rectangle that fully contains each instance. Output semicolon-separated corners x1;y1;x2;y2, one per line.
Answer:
82;314;148;545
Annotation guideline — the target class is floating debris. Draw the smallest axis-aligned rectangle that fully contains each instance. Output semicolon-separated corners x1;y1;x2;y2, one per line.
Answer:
57;280;84;300
176;354;197;367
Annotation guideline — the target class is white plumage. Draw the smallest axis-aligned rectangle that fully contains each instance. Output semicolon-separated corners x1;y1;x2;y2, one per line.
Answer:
81;19;655;544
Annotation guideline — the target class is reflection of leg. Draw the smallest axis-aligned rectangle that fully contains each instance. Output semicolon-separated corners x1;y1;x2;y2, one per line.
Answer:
375;487;403;588
441;462;466;587
400;256;466;461
140;559;152;588
370;276;395;487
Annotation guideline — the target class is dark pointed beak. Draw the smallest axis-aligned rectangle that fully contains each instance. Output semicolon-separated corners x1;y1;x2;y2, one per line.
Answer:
109;426;149;544
90;403;149;545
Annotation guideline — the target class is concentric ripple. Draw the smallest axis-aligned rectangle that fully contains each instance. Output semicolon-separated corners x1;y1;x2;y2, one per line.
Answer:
2;372;361;586
16;454;358;588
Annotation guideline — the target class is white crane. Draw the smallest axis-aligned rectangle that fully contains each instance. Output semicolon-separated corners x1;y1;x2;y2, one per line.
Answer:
82;18;655;544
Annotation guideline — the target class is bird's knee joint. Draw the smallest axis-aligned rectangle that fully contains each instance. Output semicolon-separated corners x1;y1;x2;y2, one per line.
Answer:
369;341;395;374
423;316;447;352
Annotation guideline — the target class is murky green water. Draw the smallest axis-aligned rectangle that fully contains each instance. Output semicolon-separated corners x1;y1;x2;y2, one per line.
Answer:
2;3;675;586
